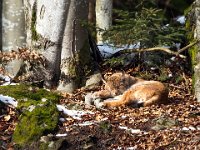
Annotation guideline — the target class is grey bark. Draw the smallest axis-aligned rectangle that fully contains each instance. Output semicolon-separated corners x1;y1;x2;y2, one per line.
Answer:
24;0;70;87
57;0;94;93
187;0;200;102
2;0;26;78
96;0;112;44
24;0;97;92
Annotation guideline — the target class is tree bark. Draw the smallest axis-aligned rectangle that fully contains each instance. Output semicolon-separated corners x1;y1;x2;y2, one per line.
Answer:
186;0;200;102
57;0;95;93
96;0;112;44
24;0;70;87
88;0;96;24
2;0;26;77
24;0;96;92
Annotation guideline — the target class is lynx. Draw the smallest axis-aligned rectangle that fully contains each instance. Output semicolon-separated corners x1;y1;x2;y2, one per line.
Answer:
85;72;169;108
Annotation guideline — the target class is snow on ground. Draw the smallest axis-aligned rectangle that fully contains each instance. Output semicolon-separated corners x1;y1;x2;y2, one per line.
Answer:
56;104;94;120
98;43;140;58
119;126;146;134
0;94;18;107
55;133;67;137
176;16;186;24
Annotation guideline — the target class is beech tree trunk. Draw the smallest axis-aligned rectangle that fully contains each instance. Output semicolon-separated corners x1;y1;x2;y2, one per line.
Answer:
57;0;95;93
24;0;69;87
2;0;26;77
24;0;95;92
187;0;200;102
96;0;112;44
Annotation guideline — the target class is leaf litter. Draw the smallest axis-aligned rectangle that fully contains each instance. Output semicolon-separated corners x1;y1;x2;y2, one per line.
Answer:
1;64;200;149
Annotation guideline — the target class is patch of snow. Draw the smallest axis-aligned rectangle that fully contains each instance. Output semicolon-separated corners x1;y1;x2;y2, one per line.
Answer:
121;115;127;119
4;76;11;82
170;57;176;61
168;73;173;78
74;121;96;126
98;43;140;58
176;16;185;24
115;146;137;150
28;105;35;112
55;133;67;137
175;43;181;50
56;105;94;120
182;127;190;131
0;94;18;107
119;126;143;134
59;118;65;122
41;98;47;102
188;126;196;131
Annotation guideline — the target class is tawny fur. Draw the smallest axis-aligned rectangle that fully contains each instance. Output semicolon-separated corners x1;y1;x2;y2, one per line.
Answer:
93;72;169;107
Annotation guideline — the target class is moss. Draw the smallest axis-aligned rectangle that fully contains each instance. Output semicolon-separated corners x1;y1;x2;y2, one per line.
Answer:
67;40;93;88
0;84;61;147
31;2;38;41
13;102;59;145
0;84;60;109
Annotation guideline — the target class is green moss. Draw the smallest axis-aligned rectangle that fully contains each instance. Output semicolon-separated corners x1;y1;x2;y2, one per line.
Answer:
0;84;60;109
0;84;61;147
31;2;38;41
13;102;59;145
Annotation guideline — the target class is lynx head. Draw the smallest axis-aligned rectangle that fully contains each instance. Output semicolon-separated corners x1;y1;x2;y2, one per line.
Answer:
103;72;137;96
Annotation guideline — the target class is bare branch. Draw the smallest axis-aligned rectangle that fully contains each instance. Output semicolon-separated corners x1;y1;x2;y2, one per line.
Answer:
111;41;200;59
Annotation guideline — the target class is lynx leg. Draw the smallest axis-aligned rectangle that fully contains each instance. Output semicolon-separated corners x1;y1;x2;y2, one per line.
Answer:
103;90;135;107
93;90;113;99
142;95;160;106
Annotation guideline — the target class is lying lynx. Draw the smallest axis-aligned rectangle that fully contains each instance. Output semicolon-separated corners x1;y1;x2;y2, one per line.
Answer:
85;72;169;108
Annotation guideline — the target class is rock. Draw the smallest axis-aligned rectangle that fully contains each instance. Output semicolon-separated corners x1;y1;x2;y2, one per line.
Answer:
85;72;102;89
151;116;178;131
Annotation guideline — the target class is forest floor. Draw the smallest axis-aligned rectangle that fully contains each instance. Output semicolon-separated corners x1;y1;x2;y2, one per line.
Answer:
1;61;200;149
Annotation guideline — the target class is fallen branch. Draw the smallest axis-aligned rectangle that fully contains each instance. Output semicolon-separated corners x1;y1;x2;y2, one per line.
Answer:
177;40;199;55
111;41;199;59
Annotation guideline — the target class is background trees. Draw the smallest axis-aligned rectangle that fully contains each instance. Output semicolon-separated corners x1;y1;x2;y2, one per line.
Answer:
96;0;113;44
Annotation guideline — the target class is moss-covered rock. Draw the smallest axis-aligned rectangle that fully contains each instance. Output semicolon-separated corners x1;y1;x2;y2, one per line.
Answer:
13;102;59;145
0;84;61;148
0;84;60;109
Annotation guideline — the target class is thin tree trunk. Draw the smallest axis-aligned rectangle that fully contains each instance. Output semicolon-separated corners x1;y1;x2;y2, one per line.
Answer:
96;0;112;44
88;0;96;24
57;0;95;93
2;0;26;77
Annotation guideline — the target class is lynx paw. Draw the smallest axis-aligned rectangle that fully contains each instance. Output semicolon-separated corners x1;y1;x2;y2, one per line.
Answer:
85;93;95;105
94;98;105;108
85;93;105;108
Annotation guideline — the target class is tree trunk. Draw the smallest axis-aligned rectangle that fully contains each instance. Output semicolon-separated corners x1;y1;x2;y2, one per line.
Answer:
2;0;26;77
57;0;95;93
88;0;96;24
186;0;200;102
24;0;70;87
96;0;112;44
24;0;96;92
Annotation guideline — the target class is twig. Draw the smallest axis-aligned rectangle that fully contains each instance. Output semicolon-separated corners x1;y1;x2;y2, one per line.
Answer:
111;41;199;59
177;40;199;54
